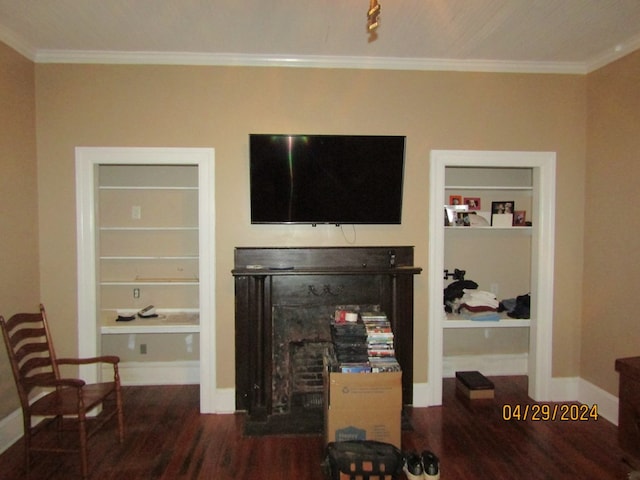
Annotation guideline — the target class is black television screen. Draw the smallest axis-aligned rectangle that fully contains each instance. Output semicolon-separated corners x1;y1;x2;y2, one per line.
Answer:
249;134;406;225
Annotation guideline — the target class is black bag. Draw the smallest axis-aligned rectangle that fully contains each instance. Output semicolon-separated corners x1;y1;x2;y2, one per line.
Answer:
323;440;404;480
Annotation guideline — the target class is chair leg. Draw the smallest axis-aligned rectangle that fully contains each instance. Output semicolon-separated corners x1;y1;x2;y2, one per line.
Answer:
23;414;31;475
78;415;88;479
116;384;124;442
56;414;64;443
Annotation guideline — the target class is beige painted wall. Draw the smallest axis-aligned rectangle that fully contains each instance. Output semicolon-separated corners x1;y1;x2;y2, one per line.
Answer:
32;63;587;393
583;50;640;394
4;39;639;426
0;43;39;417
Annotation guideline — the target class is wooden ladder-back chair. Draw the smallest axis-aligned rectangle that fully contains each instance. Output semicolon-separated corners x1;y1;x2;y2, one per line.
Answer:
0;304;124;478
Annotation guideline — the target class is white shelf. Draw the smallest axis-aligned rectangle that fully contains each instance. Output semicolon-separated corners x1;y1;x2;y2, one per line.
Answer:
443;314;531;329
445;226;532;231
100;255;198;260
100;311;199;334
446;185;533;191
101;280;198;286
99;186;198;191
99;226;198;231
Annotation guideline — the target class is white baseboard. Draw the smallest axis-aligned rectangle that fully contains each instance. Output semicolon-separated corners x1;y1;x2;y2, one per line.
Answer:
546;376;618;424
410;353;528;407
443;353;529;378
412;382;430;407
0;407;24;455
416;353;618;425
102;360;200;386
210;388;236;414
578;377;619;425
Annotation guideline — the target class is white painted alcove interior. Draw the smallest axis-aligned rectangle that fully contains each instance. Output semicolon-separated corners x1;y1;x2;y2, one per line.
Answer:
75;147;219;413
427;150;556;406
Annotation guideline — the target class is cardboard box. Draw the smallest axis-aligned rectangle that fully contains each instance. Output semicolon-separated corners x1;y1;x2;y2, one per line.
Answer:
324;370;402;448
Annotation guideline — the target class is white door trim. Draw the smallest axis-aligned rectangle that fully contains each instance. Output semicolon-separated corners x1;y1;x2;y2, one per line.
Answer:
75;147;218;413
427;150;556;405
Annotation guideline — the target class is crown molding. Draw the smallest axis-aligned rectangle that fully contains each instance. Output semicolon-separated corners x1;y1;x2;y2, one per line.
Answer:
585;32;640;72
31;49;590;74
0;24;36;60
2;27;636;75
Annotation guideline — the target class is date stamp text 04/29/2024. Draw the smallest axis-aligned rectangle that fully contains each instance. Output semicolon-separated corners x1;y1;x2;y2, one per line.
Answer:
502;403;599;421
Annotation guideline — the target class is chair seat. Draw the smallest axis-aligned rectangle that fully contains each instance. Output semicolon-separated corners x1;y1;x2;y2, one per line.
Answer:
30;382;117;416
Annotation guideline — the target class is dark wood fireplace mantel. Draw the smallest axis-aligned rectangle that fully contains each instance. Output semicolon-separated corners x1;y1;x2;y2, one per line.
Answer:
233;246;422;427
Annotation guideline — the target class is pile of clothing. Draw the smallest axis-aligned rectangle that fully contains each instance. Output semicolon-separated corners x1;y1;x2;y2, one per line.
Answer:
443;279;478;313
444;279;531;321
502;293;531;319
458;289;501;320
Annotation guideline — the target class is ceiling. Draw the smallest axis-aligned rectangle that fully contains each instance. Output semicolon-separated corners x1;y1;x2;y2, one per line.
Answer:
1;0;640;74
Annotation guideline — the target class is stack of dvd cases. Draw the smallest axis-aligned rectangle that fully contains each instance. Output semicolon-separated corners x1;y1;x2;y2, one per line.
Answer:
361;312;401;372
330;320;370;372
329;310;401;373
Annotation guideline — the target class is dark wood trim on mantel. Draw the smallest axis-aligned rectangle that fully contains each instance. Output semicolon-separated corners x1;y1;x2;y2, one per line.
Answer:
232;246;422;426
232;265;421;276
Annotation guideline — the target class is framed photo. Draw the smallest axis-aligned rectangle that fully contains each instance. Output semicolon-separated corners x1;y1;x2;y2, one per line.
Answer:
455;211;471;227
514;210;527;226
491;201;515;214
491;201;515;227
449;195;463;206
464;197;481;210
444;204;468;226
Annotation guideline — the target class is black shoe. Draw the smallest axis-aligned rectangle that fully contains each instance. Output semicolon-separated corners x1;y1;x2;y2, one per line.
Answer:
421;450;440;479
403;452;424;479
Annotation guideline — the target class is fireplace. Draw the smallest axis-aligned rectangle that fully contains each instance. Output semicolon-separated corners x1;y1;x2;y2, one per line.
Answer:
272;305;333;415
233;247;421;433
272;304;381;416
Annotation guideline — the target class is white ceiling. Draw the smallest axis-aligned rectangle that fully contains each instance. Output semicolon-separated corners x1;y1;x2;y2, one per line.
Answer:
1;0;640;73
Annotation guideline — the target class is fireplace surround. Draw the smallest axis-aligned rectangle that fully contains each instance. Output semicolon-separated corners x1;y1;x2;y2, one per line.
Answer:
233;246;422;432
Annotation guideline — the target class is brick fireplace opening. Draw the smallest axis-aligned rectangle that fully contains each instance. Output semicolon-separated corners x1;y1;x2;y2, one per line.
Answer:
272;304;381;425
272;305;333;416
233;246;421;434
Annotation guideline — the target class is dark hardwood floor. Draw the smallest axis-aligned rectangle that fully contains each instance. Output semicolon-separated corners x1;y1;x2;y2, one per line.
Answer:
0;376;634;479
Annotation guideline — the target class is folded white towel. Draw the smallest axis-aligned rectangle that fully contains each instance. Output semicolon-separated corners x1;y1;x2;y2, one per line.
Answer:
461;289;499;308
463;289;496;299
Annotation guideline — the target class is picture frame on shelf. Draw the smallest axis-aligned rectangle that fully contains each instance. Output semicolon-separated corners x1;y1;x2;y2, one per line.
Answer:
492;213;513;227
491;200;515;215
455;211;471;227
491;201;515;227
445;204;468;226
449;195;463;206
464;197;481;210
514;210;527;226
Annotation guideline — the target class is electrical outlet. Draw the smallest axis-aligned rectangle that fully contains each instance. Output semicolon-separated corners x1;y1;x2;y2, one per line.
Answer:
131;205;142;220
140;344;147;354
133;288;140;299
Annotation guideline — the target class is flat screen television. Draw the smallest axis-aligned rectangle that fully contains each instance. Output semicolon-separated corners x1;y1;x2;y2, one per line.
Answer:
249;134;406;225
